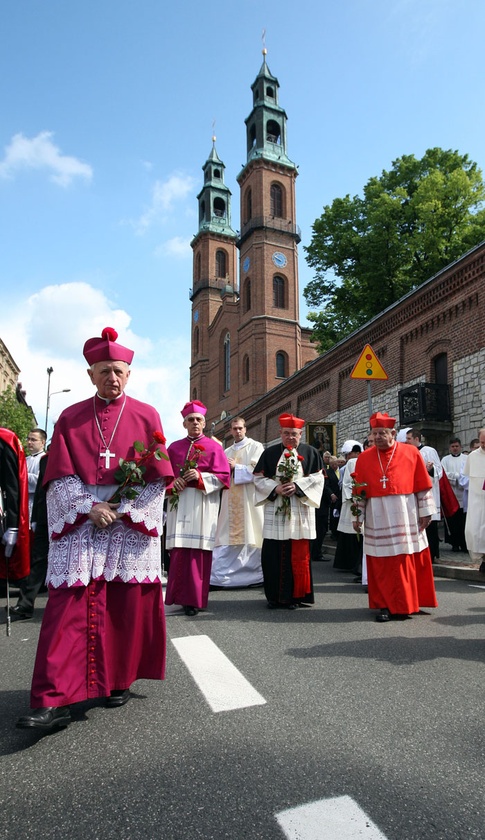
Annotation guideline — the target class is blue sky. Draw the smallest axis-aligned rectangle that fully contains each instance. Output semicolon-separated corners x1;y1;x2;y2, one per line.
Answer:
1;0;484;442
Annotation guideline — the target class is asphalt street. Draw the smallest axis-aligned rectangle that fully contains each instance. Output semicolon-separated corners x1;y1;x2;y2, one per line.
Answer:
1;563;484;840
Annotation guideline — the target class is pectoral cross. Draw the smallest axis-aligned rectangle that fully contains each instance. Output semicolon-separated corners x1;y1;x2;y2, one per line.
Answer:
380;475;388;488
100;448;115;468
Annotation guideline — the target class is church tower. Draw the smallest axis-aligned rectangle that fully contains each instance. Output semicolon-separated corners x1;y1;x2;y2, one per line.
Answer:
236;49;312;405
189;53;317;433
189;139;238;405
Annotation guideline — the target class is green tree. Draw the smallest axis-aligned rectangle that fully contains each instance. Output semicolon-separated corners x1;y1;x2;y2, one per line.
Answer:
0;387;36;445
304;148;485;351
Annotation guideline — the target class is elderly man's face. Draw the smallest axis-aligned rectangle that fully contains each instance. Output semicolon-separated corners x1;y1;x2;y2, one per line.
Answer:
88;361;130;400
374;428;396;450
280;428;302;449
183;413;206;437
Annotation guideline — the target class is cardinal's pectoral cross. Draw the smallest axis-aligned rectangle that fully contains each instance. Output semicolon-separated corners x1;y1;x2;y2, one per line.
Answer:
100;448;115;468
380;475;388;489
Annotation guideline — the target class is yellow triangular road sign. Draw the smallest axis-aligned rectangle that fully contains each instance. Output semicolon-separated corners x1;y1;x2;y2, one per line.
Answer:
350;344;388;380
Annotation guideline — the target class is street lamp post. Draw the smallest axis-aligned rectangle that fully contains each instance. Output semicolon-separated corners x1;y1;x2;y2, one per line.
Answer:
45;367;70;433
45;367;53;430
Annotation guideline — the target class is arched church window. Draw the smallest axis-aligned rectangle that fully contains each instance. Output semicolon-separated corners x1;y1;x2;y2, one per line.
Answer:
249;124;257;149
216;249;227;278
266;86;275;99
199;201;205;224
192;387;197;400
276;351;287;378
273;275;285;308
270;183;284;218
223;333;230;392
213;197;226;218
195;253;201;281
214;168;221;179
244;279;251;312
193;326;199;355
243;354;250;384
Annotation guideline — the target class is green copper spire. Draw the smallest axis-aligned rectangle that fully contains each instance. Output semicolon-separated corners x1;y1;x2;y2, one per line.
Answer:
196;136;237;237
243;49;295;169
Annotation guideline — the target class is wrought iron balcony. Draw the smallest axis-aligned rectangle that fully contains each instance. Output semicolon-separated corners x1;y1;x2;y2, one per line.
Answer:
398;383;451;425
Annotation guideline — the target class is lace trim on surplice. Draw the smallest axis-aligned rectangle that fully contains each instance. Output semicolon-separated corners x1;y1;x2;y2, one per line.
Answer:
46;476;165;587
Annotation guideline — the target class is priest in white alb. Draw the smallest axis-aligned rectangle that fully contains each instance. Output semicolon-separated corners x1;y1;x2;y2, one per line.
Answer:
463;428;485;572
211;416;264;588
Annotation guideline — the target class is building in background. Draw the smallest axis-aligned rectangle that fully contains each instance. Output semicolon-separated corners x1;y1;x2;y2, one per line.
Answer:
189;54;485;455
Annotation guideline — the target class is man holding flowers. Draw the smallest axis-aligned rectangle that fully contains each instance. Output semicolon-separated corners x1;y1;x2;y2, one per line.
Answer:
165;401;230;616
351;412;438;622
253;413;324;609
17;327;174;731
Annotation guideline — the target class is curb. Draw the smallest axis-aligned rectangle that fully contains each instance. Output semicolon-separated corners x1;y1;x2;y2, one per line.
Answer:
321;541;484;584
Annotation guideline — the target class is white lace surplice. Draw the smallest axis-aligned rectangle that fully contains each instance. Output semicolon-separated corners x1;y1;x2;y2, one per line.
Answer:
46;475;166;587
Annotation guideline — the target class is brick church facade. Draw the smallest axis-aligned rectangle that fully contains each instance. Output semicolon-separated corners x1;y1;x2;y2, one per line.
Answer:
189;54;485;455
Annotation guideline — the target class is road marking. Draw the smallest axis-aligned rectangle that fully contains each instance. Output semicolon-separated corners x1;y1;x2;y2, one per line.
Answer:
276;795;389;839
171;634;266;713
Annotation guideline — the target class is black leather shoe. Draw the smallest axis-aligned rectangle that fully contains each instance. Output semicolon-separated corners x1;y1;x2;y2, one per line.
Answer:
183;606;197;616
106;690;130;708
6;605;33;621
16;706;71;731
375;609;390;623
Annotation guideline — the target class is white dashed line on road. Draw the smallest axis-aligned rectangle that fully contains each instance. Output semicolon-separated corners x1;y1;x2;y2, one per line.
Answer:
275;795;389;839
171;634;267;713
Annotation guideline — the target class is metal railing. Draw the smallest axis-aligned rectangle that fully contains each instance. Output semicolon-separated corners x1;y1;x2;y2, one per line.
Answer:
398;383;451;425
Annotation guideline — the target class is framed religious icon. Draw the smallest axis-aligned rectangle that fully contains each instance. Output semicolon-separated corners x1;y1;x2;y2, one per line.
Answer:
306;422;336;454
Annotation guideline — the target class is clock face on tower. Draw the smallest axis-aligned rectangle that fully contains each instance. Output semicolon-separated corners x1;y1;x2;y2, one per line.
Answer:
272;251;287;268
193;309;199;323
243;256;250;273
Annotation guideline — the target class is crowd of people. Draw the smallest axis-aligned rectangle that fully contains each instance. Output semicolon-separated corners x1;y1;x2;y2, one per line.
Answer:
1;325;484;732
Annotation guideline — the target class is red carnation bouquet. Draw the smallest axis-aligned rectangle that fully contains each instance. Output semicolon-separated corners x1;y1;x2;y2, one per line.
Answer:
275;449;304;520
110;431;168;503
169;442;206;511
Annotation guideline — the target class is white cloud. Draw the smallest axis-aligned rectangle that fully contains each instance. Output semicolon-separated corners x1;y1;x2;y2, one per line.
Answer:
0;131;93;187
134;172;196;233
156;236;193;258
0;282;189;444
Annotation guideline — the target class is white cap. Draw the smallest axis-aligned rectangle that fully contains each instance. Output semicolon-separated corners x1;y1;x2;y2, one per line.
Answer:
340;439;362;454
